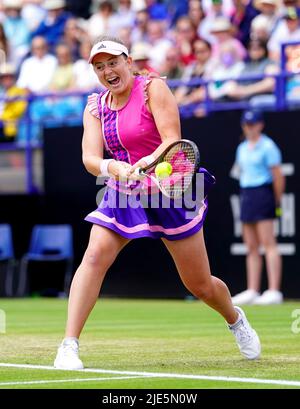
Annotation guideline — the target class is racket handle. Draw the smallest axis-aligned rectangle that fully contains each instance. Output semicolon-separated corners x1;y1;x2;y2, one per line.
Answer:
134;167;142;176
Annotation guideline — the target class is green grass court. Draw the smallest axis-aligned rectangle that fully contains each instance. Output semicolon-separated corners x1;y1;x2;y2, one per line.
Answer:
0;298;300;389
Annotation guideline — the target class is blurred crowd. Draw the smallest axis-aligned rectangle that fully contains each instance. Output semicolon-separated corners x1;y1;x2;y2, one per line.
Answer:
1;0;300;141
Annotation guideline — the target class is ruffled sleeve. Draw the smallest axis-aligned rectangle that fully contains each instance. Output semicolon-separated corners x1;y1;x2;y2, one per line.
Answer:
143;74;167;103
87;93;100;119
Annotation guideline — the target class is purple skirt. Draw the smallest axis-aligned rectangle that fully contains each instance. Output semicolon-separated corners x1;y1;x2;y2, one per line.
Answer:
85;167;216;241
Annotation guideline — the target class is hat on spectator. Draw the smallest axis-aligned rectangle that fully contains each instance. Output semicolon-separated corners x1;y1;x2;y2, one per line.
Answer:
283;6;300;19
89;40;129;63
2;0;22;8
43;0;66;9
241;110;264;124
0;63;16;76
251;14;273;34
254;0;278;11
210;17;232;33
130;42;150;61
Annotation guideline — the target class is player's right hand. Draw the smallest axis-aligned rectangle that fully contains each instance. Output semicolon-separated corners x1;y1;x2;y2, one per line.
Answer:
108;161;132;180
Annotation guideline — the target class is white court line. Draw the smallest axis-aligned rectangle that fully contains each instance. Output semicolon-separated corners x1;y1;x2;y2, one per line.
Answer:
0;362;300;387
0;375;149;386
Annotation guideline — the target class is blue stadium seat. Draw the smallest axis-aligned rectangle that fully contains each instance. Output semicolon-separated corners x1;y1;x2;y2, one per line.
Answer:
0;224;15;297
17;224;73;297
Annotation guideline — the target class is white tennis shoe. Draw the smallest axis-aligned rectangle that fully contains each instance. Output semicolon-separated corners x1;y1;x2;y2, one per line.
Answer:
54;338;84;370
231;289;260;305
252;290;283;305
229;306;261;360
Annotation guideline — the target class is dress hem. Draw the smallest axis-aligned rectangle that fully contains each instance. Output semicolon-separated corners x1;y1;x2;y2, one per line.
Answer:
84;215;205;241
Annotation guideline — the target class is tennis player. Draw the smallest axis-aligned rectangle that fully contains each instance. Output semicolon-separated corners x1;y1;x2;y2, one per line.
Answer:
54;36;261;369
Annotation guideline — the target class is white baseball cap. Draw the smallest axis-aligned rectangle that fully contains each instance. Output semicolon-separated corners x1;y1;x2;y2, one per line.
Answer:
89;41;129;64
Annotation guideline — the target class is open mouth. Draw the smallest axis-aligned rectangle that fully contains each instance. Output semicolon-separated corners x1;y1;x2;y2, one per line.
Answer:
107;76;120;86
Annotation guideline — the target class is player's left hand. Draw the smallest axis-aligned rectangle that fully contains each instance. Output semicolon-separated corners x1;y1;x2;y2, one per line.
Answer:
127;159;150;180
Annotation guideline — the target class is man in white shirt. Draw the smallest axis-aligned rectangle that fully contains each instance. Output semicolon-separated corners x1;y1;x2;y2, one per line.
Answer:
17;36;57;93
268;6;300;61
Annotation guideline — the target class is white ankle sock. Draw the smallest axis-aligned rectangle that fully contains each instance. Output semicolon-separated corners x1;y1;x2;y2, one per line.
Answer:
228;312;242;329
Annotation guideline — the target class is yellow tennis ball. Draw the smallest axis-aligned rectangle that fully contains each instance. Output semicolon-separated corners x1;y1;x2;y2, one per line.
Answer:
155;162;172;179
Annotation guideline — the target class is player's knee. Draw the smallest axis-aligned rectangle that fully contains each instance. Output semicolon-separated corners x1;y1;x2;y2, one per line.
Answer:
187;280;213;300
84;247;101;267
84;243;116;269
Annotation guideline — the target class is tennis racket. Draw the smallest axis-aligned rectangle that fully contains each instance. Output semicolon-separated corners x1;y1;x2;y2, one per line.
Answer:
135;139;200;199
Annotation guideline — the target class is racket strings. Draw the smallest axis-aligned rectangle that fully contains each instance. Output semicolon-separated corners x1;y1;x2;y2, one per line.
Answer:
160;142;197;199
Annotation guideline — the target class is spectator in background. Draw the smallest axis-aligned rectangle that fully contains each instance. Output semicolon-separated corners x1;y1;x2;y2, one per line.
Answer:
268;6;300;61
30;42;81;127
173;15;198;66
2;0;31;66
208;39;245;100
174;38;212;105
250;13;273;42
117;25;133;51
187;0;205;32
130;41;157;74
252;0;280;37
72;40;100;91
32;0;72;51
0;62;28;141
146;19;173;70
225;39;278;107
60;17;88;61
131;8;150;44
159;46;184;79
230;0;259;46
17;36;57;93
210;16;246;61
86;0;115;42
21;0;46;33
111;0;136;34
199;0;226;44
231;110;285;305
49;42;74;92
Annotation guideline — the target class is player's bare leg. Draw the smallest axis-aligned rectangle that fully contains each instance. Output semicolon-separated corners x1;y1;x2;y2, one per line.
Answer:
65;225;129;337
54;225;129;369
162;229;238;323
162;229;261;359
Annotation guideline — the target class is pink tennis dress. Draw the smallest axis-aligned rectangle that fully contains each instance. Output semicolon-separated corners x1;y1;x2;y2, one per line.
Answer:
85;76;215;240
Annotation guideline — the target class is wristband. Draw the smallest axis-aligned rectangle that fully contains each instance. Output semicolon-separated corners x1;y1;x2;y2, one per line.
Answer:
100;159;114;177
141;154;155;166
